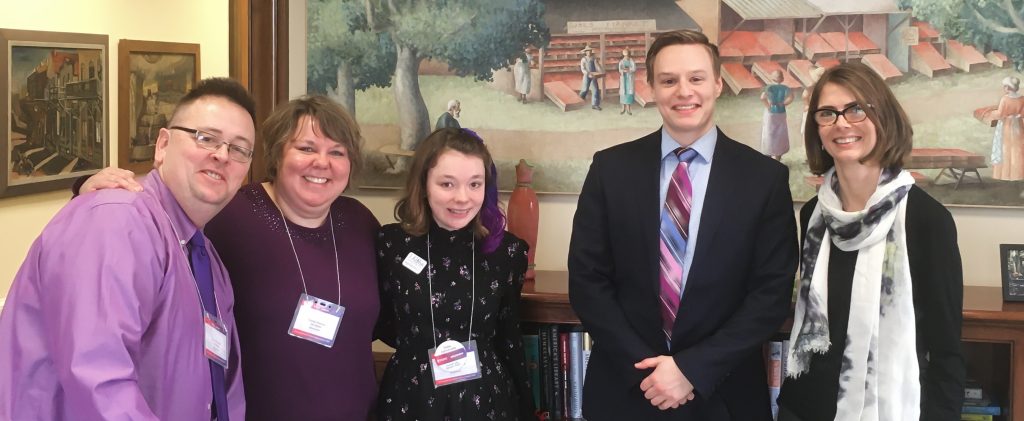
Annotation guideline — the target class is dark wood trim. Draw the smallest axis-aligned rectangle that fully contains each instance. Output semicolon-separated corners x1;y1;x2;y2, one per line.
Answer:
230;0;289;182
228;0;249;88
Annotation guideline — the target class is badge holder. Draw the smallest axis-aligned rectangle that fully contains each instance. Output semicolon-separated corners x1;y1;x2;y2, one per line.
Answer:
428;339;482;388
288;293;345;348
204;312;230;368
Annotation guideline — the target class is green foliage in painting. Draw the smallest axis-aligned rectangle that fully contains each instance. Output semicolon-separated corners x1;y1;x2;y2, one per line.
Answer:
902;0;1024;69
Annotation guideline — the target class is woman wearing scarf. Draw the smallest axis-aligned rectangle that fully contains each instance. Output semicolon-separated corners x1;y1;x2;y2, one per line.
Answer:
776;62;965;421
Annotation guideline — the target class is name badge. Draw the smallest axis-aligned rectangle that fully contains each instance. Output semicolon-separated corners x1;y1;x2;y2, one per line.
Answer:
403;252;427;274
428;339;482;387
288;293;344;348
204;312;230;368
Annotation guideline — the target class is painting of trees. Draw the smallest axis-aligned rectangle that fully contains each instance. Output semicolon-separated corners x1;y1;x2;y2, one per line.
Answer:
903;0;1024;69
307;0;550;153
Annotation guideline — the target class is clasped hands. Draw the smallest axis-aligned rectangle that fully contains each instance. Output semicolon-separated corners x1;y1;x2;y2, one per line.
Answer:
635;355;695;410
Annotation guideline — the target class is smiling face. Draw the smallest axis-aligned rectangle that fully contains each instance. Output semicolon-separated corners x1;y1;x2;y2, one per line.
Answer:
816;82;879;170
273;115;351;220
426;149;485;231
652;44;723;146
155;95;254;226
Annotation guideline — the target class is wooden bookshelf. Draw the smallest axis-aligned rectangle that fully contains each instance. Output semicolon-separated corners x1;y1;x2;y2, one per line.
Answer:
521;271;1024;420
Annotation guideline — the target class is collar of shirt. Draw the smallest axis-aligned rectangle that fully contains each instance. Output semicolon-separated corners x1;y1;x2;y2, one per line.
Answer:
660;126;717;164
142;170;200;245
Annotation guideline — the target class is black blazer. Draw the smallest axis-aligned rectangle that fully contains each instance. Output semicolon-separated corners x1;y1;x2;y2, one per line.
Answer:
568;129;798;420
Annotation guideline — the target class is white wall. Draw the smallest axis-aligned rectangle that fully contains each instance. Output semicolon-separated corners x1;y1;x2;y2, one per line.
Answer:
0;0;230;300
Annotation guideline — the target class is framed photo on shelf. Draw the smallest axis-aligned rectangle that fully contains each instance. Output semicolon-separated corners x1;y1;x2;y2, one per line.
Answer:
1;28;108;198
1001;244;1024;302
118;39;200;173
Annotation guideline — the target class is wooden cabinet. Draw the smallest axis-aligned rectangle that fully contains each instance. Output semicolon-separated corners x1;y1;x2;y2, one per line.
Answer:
522;271;1024;420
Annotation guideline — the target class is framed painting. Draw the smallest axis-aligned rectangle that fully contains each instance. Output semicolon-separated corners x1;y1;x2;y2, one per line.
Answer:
118;39;200;173
1;28;108;198
1001;244;1024;302
302;0;1024;206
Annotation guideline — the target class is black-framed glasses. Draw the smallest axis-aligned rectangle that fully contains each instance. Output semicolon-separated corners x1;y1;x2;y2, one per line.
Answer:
169;126;253;163
812;103;872;126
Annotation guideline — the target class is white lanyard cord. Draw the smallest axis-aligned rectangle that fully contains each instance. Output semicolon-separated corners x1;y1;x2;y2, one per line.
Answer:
159;207;222;318
426;233;475;349
279;208;342;305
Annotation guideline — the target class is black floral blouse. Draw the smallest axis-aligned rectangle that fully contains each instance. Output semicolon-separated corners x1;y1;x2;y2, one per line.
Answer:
375;222;536;421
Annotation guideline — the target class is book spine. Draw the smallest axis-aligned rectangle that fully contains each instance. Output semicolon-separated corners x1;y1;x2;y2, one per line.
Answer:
549;324;563;421
582;332;592;386
768;341;782;420
539;325;552;418
523;334;542;411
569;330;584;420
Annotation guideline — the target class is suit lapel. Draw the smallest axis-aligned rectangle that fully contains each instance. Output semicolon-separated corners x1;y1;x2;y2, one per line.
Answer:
685;130;736;293
638;132;663;296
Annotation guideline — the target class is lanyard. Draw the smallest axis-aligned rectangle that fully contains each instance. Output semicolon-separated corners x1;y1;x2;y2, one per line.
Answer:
278;207;342;305
158;208;223;319
426;233;475;349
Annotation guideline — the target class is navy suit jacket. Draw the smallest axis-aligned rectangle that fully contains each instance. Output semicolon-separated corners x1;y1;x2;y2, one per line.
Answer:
568;129;798;420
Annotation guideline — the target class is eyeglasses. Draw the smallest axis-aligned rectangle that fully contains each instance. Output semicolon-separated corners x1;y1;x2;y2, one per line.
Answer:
169;126;253;163
812;103;872;126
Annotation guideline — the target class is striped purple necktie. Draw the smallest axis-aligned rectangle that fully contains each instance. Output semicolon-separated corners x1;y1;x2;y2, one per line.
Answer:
659;148;696;342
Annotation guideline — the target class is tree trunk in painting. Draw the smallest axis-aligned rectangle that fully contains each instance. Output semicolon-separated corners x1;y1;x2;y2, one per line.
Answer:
393;43;430;153
331;62;356;119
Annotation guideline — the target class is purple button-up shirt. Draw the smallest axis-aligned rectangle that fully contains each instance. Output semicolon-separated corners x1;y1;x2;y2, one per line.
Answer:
0;171;245;420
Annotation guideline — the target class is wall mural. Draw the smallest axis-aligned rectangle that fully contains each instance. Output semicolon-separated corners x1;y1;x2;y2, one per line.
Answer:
305;0;1024;207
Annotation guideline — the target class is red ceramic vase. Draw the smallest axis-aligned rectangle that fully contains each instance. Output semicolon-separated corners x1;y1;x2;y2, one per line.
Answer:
507;159;539;280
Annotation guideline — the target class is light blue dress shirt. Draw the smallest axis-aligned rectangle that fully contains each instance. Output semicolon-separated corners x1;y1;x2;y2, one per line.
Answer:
659;127;717;302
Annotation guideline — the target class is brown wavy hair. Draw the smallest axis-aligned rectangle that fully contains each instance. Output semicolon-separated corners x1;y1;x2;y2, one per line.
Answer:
261;95;363;187
394;128;498;240
803;62;912;175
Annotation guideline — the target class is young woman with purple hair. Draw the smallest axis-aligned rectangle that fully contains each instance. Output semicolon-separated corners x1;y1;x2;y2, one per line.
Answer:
375;128;537;420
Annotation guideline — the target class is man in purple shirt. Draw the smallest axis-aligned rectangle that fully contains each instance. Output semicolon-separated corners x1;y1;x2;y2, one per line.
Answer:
0;78;256;420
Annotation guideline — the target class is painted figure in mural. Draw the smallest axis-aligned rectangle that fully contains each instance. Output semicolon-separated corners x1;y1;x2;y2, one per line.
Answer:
777;62;964;421
988;76;1024;181
618;47;637;115
513;48;533;104
579;44;603;110
760;70;793;161
436;99;462;130
569;30;797;420
375;128;536;420
0;78;255;420
74;95;383;420
801;65;825;135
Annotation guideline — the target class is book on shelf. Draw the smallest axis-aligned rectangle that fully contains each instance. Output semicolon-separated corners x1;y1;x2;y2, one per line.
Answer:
538;325;552;418
549;324;563;421
959;414;993;421
525;323;592;421
568;330;584;420
766;341;783;420
523;334;541;410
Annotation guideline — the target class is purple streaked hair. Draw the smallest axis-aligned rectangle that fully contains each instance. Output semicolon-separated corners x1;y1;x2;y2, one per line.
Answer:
461;128;506;253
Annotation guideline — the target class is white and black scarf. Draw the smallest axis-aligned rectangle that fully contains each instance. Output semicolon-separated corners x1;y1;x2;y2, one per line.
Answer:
786;168;919;421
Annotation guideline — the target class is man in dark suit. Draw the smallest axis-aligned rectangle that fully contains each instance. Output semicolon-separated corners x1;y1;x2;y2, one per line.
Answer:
568;30;798;420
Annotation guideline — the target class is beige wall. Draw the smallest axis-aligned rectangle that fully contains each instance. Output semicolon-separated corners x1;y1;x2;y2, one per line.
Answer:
0;0;230;304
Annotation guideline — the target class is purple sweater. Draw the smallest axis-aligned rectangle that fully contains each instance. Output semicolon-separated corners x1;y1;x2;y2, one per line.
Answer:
205;183;381;421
